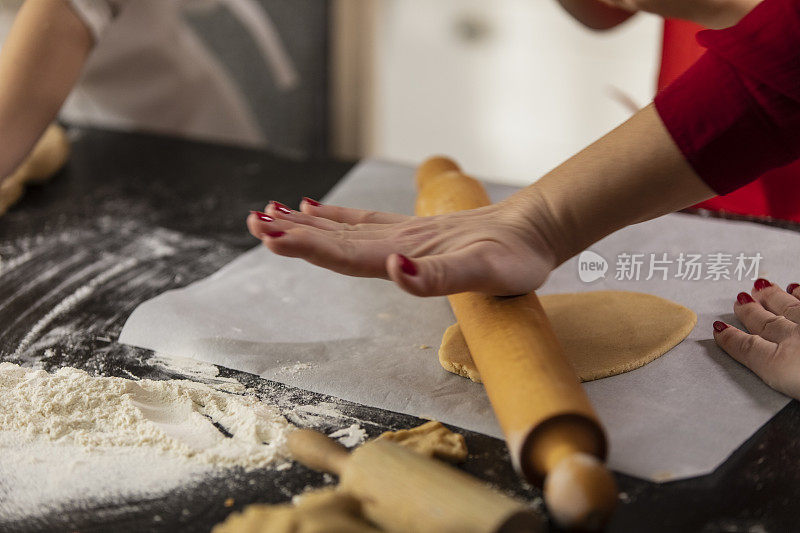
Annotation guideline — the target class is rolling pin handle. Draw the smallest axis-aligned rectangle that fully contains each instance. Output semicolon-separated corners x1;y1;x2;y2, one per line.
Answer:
287;429;350;476
414;155;460;189
543;453;617;531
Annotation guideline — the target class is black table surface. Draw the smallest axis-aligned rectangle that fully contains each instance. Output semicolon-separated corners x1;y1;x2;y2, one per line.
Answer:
0;128;797;533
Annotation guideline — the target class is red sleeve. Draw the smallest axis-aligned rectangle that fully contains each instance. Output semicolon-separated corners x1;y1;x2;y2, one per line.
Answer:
653;0;800;195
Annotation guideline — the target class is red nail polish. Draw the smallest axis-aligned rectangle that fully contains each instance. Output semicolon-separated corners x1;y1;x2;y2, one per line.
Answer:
250;210;274;223
736;292;754;305
272;201;292;214
713;321;728;332
753;278;771;291
787;283;799;294
397;254;418;276
303;197;322;207
264;231;285;238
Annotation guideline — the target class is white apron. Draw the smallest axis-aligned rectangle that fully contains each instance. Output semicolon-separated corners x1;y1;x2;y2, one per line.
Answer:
0;0;299;147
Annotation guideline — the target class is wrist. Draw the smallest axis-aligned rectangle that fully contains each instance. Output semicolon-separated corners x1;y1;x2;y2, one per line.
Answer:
500;186;573;270
509;105;714;269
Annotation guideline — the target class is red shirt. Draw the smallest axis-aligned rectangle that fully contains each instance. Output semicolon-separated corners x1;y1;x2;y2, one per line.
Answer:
654;0;800;221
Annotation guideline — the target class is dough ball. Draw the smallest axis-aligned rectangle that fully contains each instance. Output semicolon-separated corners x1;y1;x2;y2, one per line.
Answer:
439;291;697;383
375;420;468;463
1;124;70;216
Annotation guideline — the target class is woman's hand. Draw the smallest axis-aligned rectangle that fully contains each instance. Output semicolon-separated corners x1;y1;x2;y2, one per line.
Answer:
246;197;560;297
246;105;714;300
714;279;800;399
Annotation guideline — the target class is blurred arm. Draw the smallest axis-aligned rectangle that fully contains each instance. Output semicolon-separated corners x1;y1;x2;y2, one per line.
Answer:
0;0;92;180
556;0;635;29
592;0;761;29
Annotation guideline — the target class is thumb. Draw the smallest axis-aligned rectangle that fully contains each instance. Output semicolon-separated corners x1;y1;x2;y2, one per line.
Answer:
386;246;505;297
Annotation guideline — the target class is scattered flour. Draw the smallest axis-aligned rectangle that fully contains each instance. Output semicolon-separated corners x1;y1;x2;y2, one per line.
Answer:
0;363;291;468
329;424;368;448
289;401;350;426
12;258;139;358
278;362;316;374
0;363;294;520
0;439;213;521
0;249;33;275
147;353;245;393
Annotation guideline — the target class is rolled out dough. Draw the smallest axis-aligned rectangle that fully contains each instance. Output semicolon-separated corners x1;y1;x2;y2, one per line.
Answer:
375;420;468;463
439;291;696;383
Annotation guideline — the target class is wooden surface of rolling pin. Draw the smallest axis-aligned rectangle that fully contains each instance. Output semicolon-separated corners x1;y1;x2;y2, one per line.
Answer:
288;429;543;533
415;157;617;530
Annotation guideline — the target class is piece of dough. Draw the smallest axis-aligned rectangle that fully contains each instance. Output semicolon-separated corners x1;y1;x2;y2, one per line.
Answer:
0;124;70;216
213;488;380;533
439;291;696;383
375;420;468;463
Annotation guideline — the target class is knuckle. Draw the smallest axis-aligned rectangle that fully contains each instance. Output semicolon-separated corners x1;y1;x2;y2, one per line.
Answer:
337;238;357;264
426;260;448;295
342;222;360;232
738;335;759;355
758;347;784;389
396;224;435;246
780;301;800;317
759;315;786;334
358;210;382;224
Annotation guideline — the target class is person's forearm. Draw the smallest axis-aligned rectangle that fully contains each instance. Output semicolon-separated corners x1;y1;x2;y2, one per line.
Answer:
686;0;762;28
514;104;714;265
593;0;761;29
556;0;635;29
526;0;800;265
0;0;92;179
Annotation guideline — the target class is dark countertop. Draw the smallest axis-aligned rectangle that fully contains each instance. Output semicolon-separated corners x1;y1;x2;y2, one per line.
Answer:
0;128;797;532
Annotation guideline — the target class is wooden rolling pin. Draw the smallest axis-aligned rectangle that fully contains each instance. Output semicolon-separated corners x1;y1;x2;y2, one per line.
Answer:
415;157;617;530
288;429;543;533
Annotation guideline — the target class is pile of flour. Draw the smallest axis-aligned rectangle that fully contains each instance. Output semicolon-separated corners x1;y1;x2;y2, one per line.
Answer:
0;362;293;520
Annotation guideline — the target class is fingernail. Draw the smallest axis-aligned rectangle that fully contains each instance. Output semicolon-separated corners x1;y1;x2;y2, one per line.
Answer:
753;278;772;291
263;231;285;238
737;292;754;305
397;254;417;276
787;283;799;294
272;201;292;214
713;321;728;332
250;210;274;223
302;197;322;207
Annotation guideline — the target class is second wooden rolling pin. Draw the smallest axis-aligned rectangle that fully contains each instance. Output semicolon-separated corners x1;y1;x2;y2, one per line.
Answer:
288;429;543;533
415;157;617;530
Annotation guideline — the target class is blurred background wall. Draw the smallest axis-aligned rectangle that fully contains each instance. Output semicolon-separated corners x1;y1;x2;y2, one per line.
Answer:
182;0;664;185
186;0;330;158
331;0;662;185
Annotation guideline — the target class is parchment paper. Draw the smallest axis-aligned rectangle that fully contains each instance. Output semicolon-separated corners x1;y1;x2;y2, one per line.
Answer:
120;160;792;482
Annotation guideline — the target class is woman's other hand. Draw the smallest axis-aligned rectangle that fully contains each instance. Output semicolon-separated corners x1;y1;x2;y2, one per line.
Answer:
714;279;800;399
